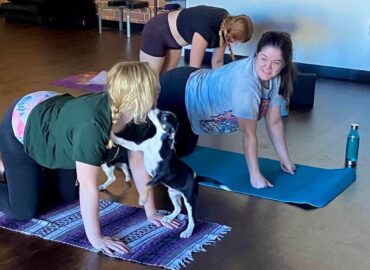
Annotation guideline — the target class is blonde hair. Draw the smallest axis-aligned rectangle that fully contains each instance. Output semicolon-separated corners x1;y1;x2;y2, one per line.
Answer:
107;61;159;147
225;15;254;43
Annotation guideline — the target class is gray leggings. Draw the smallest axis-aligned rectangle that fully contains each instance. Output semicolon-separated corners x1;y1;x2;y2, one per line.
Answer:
0;100;78;220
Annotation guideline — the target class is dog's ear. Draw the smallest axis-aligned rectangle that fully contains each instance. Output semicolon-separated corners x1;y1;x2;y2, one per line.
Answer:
168;127;176;150
169;127;176;140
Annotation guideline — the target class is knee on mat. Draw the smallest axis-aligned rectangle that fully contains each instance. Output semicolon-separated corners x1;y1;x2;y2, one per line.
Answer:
10;207;38;221
176;139;198;157
60;191;79;203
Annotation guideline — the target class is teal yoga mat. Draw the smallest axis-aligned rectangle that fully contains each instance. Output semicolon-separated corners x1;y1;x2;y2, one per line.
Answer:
182;147;356;207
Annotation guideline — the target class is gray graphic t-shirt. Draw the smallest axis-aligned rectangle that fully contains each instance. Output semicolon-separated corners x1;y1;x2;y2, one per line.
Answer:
185;56;281;135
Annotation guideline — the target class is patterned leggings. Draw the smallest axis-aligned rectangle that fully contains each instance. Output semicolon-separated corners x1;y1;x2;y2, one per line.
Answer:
0;99;78;220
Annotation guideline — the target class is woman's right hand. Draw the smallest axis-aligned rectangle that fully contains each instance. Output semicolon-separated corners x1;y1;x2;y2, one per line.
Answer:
90;235;130;256
239;118;273;189
76;162;129;256
147;212;180;229
250;174;274;189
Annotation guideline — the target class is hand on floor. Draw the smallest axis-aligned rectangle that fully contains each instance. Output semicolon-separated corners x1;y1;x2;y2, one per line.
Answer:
147;212;180;229
250;174;274;189
91;235;130;255
280;160;296;175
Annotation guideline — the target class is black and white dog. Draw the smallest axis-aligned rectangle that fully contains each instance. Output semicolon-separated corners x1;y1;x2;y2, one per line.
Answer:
99;114;157;190
99;146;130;191
105;108;228;238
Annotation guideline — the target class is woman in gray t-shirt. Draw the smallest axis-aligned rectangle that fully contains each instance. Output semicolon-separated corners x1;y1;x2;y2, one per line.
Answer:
158;31;296;189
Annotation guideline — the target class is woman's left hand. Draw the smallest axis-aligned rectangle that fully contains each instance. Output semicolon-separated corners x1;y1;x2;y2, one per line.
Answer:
280;159;296;175
147;212;180;229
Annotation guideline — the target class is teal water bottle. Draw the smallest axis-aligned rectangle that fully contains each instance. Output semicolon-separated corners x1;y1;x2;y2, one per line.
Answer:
345;124;360;168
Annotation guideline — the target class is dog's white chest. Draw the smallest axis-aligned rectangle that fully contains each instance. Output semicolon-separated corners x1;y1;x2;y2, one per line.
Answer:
142;136;163;176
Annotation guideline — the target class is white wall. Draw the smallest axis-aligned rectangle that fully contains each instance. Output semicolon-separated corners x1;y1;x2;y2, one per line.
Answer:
187;0;370;71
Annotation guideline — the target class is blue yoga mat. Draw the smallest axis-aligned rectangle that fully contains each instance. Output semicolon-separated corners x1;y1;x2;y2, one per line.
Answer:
182;147;356;207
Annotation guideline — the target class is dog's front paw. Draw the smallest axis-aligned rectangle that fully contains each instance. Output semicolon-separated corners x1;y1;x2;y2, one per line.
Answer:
125;174;132;182
161;215;175;224
180;227;194;238
180;219;195;238
98;178;114;191
98;184;108;191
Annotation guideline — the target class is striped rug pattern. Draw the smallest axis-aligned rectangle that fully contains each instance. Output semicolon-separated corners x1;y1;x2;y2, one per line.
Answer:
0;200;231;270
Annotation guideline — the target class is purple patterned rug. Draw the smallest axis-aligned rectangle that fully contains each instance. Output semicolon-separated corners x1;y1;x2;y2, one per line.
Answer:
52;72;106;93
0;200;231;270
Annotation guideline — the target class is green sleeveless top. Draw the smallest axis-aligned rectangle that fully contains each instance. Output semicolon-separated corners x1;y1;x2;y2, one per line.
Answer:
24;92;112;169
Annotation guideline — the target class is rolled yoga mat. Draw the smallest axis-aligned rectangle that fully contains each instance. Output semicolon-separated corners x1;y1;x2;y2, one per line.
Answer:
182;147;356;207
52;72;106;93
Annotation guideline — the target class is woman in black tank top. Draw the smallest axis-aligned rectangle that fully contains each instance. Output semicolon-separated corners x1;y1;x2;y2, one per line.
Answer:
140;5;254;75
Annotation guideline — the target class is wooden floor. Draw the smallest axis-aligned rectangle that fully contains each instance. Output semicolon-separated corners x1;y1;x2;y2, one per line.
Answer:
1;17;370;270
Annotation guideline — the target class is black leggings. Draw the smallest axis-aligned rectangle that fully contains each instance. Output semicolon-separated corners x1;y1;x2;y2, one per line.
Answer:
0;100;78;220
158;66;199;157
141;12;181;57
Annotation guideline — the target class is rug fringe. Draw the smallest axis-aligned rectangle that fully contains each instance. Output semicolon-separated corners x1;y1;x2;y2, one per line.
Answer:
168;225;231;270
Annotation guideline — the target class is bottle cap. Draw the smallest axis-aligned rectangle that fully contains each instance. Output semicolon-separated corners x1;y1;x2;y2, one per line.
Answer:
351;123;359;130
346;160;357;168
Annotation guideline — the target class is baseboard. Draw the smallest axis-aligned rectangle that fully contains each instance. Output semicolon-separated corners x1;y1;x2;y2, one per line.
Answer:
184;49;370;84
293;63;369;84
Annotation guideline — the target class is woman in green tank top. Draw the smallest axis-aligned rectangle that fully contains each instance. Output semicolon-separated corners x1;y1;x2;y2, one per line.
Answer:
0;62;179;255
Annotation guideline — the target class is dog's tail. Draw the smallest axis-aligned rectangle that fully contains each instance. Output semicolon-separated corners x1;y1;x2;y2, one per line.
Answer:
195;175;231;191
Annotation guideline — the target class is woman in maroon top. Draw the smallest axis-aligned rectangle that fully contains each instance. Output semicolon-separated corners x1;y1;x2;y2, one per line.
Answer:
140;5;254;74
